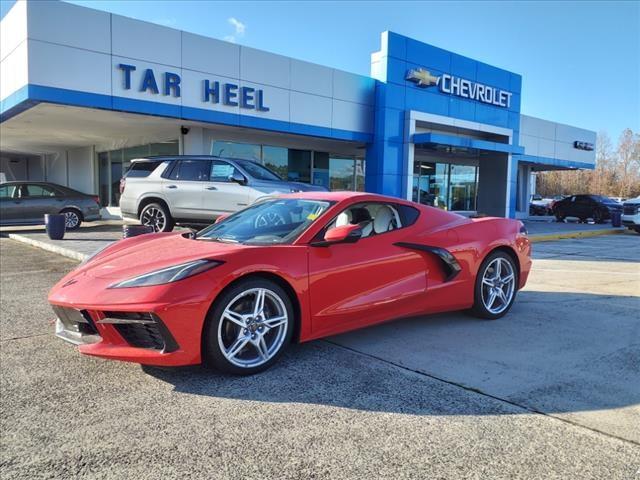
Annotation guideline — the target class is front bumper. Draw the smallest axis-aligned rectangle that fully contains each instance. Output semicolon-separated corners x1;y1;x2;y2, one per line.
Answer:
49;268;226;366
51;304;190;364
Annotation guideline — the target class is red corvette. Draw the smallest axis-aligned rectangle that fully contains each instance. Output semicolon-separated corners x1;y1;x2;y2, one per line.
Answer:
49;192;531;375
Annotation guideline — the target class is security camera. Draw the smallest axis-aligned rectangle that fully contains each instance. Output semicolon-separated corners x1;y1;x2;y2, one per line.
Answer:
180;126;190;135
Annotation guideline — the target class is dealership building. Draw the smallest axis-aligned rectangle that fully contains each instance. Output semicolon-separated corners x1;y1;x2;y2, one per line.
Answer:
1;0;596;219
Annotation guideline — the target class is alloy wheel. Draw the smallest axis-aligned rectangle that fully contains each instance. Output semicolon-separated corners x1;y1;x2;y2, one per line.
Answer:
141;207;166;232
481;257;516;315
217;288;289;368
64;211;80;229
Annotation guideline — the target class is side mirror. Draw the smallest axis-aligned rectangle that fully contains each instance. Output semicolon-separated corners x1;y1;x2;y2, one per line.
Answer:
229;171;247;185
318;224;362;246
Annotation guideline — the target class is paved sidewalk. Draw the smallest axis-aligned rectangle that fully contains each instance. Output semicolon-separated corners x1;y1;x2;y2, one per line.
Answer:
3;226;124;261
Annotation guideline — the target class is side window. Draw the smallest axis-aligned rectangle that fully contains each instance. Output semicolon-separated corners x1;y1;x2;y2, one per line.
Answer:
210;160;240;182
323;202;419;240
24;184;57;197
169;160;211;181
0;185;16;199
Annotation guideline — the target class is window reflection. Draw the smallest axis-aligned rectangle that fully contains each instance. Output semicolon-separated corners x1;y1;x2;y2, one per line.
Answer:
211;140;363;191
412;161;478;211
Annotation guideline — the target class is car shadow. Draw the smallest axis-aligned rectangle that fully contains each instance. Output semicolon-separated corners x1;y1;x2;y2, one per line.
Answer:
142;290;640;422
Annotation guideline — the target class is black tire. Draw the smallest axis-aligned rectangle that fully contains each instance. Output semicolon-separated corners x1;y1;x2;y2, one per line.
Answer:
202;277;294;375
60;208;82;230
593;209;604;224
555;212;565;222
140;202;174;232
470;251;519;320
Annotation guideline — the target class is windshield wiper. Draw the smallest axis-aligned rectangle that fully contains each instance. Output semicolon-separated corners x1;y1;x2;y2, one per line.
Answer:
198;236;239;244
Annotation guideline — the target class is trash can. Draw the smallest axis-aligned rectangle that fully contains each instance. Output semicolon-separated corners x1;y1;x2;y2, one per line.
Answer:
123;224;155;239
611;211;622;227
44;214;66;240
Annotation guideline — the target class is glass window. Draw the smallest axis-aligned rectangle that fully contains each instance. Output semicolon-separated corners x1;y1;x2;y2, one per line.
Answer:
322;202;419;240
312;152;330;189
412;162;448;209
355;159;365;192
172;160;211;181
329;157;355;191
235;159;281;181
262;145;288;179
110;149;124;205
197;198;331;245
448;164;477;211
24;184;58;197
0;185;17;198
149;140;179;156
212;141;261;162
124;161;164;178
210;160;240;182
287;149;311;183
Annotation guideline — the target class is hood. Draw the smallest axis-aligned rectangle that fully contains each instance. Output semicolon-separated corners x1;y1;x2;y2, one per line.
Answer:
79;232;246;280
251;179;328;194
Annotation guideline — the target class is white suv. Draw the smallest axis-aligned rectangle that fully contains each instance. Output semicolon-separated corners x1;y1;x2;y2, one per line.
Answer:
621;197;640;233
119;156;327;231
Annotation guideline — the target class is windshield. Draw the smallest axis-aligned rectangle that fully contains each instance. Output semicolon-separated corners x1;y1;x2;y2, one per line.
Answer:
197;199;332;245
235;159;282;181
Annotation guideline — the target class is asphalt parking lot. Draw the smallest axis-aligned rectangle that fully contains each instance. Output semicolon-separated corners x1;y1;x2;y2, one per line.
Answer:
1;235;638;479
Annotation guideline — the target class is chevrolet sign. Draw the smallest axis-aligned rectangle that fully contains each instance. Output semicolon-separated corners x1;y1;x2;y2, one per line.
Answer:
406;68;513;109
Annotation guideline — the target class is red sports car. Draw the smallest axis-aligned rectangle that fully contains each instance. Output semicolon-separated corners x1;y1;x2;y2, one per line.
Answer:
49;192;531;375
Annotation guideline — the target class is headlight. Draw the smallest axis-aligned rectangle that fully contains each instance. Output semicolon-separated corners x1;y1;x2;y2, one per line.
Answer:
109;259;222;288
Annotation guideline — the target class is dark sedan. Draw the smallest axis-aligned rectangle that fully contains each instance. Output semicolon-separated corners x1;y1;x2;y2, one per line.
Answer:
0;181;101;230
552;194;622;223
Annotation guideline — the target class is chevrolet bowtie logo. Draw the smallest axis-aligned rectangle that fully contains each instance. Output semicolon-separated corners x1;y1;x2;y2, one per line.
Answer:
405;68;440;87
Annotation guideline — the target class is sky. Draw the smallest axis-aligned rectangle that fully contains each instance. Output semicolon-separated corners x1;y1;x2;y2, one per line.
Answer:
1;0;638;142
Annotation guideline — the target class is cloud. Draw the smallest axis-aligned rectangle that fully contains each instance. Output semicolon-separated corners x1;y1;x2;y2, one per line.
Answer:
224;17;246;43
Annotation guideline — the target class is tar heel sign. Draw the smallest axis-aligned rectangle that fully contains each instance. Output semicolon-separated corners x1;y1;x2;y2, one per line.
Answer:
406;67;513;109
117;64;269;111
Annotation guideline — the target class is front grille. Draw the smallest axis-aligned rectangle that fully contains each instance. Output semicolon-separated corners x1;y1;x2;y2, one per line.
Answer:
623;205;638;215
52;305;98;335
101;312;178;352
113;323;165;349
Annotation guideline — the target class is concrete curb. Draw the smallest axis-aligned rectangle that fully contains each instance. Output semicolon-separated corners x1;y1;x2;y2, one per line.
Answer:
529;228;625;243
5;233;88;262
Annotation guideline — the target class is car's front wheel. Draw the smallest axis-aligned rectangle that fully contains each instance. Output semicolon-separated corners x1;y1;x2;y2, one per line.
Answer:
471;251;518;320
140;202;174;232
203;278;294;375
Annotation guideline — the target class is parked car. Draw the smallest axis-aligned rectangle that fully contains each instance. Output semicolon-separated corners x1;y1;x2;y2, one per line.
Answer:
49;191;531;375
0;181;101;230
119;156;328;232
551;194;622;223
621;196;640;233
529;194;551;216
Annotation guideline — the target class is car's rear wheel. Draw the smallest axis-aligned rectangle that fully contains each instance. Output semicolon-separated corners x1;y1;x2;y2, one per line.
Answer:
554;212;565;222
203;278;294;375
61;208;82;230
140;202;174;232
471;251;518;320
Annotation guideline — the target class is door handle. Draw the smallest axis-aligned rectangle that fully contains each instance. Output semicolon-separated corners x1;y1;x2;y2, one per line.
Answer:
167;185;177;189
205;186;217;190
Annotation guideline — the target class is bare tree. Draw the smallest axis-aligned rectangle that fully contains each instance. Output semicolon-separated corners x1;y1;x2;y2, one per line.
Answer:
536;128;640;199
